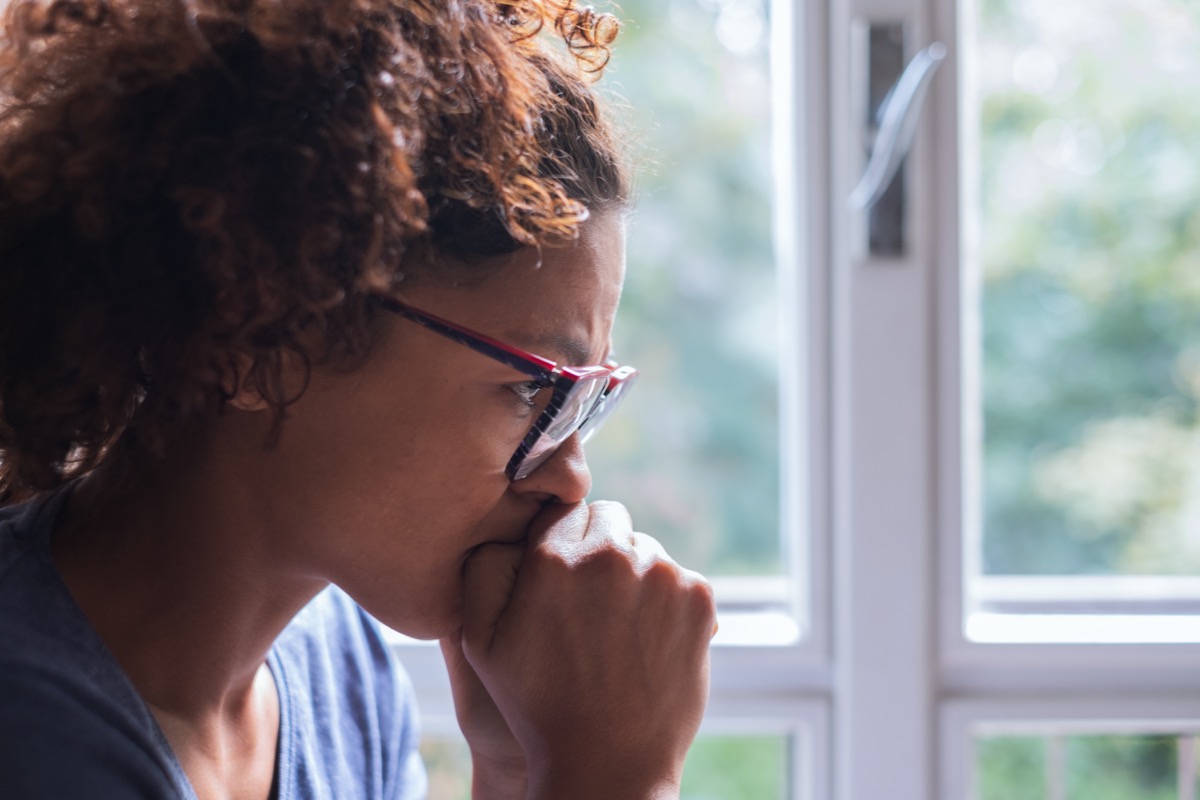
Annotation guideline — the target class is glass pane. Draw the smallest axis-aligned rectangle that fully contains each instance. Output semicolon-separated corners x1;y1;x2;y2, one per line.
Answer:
975;732;1189;800
420;737;472;800
680;735;790;799
1066;734;1177;800
973;0;1200;575
975;735;1045;800
420;734;790;800
586;0;782;576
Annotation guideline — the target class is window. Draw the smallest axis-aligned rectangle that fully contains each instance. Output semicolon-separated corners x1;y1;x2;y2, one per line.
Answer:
965;0;1200;644
589;0;784;584
392;0;1200;797
949;0;1200;796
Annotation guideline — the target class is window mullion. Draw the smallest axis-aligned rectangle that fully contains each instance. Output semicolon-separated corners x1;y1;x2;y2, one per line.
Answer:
829;0;940;799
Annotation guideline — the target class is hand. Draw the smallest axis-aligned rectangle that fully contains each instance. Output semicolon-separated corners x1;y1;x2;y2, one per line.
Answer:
459;501;716;800
441;627;527;800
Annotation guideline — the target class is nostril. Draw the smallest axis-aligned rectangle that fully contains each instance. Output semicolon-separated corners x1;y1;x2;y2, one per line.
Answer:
507;437;592;504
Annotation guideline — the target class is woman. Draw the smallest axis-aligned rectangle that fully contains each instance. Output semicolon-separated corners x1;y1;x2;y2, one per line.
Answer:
0;1;716;799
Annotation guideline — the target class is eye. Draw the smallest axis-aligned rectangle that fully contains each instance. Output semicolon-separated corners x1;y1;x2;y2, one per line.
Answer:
508;379;547;409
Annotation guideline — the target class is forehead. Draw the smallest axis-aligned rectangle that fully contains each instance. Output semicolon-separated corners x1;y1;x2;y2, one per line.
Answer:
403;212;626;364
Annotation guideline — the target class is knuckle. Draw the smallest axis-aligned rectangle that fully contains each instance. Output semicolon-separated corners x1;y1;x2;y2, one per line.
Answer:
588;499;629;516
575;542;634;577
643;556;681;588
586;499;633;533
686;576;717;617
527;542;573;575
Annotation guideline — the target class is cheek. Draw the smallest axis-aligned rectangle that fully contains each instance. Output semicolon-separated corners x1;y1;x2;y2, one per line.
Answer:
412;402;531;483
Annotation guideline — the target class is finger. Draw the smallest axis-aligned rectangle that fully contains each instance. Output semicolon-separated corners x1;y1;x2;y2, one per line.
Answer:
525;501;589;548
626;538;718;643
439;631;477;699
439;629;468;673
440;633;483;699
581;500;634;547
440;628;461;655
460;541;525;657
628;531;672;567
440;631;511;737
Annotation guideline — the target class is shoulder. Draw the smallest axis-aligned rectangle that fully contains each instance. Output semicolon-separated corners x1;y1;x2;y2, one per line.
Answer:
272;586;426;800
275;585;419;730
276;585;414;705
0;490;186;799
0;488;77;614
0;658;183;800
0;493;54;580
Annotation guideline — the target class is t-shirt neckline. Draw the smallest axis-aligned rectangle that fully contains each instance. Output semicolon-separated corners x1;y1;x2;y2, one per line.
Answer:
27;483;291;800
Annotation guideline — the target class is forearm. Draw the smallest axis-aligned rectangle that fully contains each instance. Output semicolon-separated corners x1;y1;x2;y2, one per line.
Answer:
525;759;682;800
470;748;682;800
470;753;527;800
527;776;680;800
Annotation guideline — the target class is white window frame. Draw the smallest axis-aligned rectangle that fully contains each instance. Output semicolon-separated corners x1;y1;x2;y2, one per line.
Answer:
394;0;1200;797
942;699;1200;800
937;0;1200;755
933;0;1200;797
829;0;1200;795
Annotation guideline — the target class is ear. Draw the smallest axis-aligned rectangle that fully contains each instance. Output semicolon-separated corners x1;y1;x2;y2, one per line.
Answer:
227;385;270;413
221;355;272;413
221;348;315;413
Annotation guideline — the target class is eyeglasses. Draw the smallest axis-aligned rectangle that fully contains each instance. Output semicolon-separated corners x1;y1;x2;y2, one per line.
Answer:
373;295;638;481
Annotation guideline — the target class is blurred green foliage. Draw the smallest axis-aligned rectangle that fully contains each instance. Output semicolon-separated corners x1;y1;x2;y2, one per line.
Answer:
420;734;788;800
1066;735;1178;800
978;0;1200;574
584;0;781;576
420;738;471;800
977;736;1044;800
976;733;1189;800
679;735;788;799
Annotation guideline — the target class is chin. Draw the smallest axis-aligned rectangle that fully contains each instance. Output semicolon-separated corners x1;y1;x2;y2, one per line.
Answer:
351;593;462;642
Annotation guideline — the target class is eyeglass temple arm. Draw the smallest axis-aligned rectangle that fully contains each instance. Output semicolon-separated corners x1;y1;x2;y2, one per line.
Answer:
374;296;557;382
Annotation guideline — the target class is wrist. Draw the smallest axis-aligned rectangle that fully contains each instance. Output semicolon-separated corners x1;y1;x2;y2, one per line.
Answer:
471;751;528;800
528;784;679;800
527;762;681;800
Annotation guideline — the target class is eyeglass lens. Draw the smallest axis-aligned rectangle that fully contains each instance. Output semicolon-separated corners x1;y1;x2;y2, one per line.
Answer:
510;367;639;480
578;375;633;444
517;374;607;473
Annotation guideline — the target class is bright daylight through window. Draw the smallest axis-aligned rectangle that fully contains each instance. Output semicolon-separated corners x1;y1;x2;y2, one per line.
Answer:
950;0;1200;796
968;0;1200;642
975;729;1199;800
588;0;781;587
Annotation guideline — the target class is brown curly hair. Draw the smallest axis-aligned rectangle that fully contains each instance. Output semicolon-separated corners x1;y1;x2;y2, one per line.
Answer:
0;0;629;501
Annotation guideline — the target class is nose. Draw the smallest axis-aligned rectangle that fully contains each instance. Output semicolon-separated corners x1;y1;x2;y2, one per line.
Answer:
510;434;592;504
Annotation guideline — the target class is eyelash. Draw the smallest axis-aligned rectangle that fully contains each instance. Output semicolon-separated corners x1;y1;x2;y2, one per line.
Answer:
509;380;547;409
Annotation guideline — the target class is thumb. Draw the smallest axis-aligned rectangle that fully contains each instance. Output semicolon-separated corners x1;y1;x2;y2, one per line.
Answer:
439;630;488;717
460;541;525;658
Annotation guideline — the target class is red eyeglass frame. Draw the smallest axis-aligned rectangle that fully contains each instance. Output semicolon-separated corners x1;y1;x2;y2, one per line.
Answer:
372;294;638;480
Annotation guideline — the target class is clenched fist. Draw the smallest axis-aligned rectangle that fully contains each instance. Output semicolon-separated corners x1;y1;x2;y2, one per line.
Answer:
442;501;715;800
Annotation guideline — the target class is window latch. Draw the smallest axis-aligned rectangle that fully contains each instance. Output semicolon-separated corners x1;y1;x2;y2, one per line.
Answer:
850;25;947;257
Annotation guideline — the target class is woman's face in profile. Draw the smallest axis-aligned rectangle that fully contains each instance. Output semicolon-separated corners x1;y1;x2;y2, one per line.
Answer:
240;212;626;639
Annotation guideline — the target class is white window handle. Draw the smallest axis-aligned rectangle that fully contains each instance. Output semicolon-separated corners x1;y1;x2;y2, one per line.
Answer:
849;41;948;211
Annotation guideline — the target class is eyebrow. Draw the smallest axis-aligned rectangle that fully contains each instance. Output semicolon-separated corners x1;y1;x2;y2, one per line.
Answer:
523;332;596;367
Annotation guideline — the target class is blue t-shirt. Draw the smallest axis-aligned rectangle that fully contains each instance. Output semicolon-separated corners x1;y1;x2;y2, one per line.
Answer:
0;487;428;800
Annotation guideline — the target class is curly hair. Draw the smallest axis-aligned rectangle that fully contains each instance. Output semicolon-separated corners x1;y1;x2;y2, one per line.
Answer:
0;0;629;501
